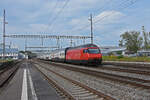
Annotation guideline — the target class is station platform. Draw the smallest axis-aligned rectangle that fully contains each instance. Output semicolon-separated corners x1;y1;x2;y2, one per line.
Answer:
0;61;62;100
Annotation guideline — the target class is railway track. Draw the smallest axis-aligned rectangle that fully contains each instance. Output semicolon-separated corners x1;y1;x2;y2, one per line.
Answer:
103;61;150;69
0;61;20;87
34;63;115;100
103;64;150;70
97;66;150;76
34;60;150;99
39;60;150;89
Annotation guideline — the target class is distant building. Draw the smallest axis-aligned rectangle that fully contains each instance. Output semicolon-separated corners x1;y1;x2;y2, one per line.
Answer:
100;46;150;57
0;48;19;59
137;50;150;56
37;52;51;60
18;53;26;59
100;46;126;56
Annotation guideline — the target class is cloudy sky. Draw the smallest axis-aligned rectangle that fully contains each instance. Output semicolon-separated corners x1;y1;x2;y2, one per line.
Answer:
0;0;149;50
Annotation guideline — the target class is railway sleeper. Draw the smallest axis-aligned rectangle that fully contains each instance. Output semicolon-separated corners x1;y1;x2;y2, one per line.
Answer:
73;92;94;97
35;62;115;100
72;91;90;95
76;95;99;100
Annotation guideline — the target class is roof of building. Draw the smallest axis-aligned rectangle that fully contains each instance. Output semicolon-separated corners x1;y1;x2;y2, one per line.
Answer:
100;46;126;53
137;50;150;53
0;48;19;53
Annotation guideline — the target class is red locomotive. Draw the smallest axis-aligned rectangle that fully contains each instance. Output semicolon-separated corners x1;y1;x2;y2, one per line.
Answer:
50;44;102;65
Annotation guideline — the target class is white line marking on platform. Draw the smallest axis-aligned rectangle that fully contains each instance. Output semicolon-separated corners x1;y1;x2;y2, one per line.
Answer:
28;69;38;100
21;69;28;100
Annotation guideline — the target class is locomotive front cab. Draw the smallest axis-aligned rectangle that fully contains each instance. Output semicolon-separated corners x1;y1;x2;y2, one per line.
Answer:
88;48;101;54
83;48;102;64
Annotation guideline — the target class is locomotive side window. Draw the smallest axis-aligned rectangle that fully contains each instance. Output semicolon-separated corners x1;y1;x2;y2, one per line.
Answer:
83;49;88;53
88;49;100;54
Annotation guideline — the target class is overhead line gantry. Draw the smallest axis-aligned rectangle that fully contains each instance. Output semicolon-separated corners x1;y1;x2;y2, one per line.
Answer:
5;34;91;49
5;34;91;39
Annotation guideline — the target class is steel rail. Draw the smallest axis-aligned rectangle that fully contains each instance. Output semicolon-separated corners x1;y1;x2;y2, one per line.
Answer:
103;61;150;69
98;66;150;76
39;60;150;89
0;62;20;87
34;62;115;100
34;65;75;100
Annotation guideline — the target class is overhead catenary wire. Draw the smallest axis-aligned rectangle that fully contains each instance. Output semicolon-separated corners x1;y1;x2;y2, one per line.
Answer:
70;0;114;32
49;0;70;33
72;0;139;33
70;0;115;33
95;0;117;13
70;0;125;32
44;0;60;32
44;0;70;33
94;0;139;24
46;0;60;25
92;0;139;44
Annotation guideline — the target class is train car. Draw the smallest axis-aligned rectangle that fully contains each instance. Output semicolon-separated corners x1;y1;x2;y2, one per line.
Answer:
65;44;102;65
50;49;65;62
49;44;102;65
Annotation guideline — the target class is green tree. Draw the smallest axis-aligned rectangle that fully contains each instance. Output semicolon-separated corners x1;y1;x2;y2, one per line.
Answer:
19;51;25;54
25;51;37;59
120;31;143;53
119;40;123;47
142;26;150;50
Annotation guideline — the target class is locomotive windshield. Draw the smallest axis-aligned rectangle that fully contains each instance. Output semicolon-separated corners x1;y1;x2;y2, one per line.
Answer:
88;49;100;54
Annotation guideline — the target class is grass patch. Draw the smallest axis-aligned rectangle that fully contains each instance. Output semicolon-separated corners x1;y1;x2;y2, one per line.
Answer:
0;59;14;64
0;60;15;70
103;56;150;62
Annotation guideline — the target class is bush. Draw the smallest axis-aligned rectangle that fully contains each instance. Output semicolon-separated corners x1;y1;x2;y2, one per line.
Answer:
117;55;124;59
